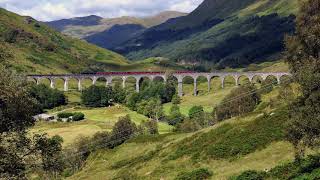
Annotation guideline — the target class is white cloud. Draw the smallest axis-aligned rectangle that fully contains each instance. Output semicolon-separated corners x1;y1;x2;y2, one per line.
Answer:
0;0;204;21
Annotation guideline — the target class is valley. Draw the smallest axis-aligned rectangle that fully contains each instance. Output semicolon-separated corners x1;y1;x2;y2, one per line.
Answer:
2;0;320;180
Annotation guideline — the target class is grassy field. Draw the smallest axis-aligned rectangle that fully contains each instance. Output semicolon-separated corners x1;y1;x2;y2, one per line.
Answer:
32;105;173;146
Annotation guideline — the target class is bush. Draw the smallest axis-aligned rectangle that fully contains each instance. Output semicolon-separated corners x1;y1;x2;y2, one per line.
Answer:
72;112;85;121
109;115;137;148
138;120;159;135
214;84;261;121
167;104;184;126
175;168;213;180
57;112;74;119
235;170;265;180
189;106;204;119
176;118;201;133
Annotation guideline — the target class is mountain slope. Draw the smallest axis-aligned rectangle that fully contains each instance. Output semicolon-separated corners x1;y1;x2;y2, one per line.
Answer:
117;0;299;68
0;8;128;74
46;11;187;39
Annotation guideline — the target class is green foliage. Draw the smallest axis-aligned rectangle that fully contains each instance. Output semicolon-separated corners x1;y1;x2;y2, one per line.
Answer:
0;42;13;64
167;104;184;126
260;78;277;94
214;84;261;121
234;170;265;180
72;112;85;121
175;168;213;180
29;84;66;111
172;94;181;105
81;85;113;107
0;8;127;74
169;109;287;160
35;135;65;176
57;112;85;121
176;118;202;133
137;97;164;121
113;82;126;104
138;120;159;135
236;154;320;180
0;65;38;133
284;0;320;159
57;112;74;119
110;115;137;148
188;106;204;119
4;29;19;43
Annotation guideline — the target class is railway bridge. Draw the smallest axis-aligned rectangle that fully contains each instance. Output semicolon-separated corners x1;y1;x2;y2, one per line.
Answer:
28;71;291;97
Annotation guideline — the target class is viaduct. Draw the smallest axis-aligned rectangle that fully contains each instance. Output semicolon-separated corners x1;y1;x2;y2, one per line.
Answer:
27;72;291;97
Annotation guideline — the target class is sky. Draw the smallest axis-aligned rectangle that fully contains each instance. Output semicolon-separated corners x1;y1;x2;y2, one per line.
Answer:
0;0;204;21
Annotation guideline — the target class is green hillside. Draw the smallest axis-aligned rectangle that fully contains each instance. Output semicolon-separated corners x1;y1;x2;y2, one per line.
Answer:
118;0;300;68
66;87;298;180
0;8;129;74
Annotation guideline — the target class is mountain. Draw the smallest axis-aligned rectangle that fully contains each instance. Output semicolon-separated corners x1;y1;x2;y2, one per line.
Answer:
0;8;128;74
46;15;103;32
84;24;146;49
46;11;187;39
116;0;300;68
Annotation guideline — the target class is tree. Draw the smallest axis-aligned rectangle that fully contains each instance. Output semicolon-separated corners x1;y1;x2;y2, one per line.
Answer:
113;82;126;103
29;84;66;110
188;106;207;127
137;97;164;121
81;85;113;107
35;135;65;178
214;84;261;121
110;115;137;148
0;65;64;179
0;65;38;133
284;0;320;159
172;94;181;105
168;104;184;126
138;120;159;135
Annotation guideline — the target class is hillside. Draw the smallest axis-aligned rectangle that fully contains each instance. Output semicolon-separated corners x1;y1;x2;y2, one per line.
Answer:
0;8;129;74
46;11;187;48
116;0;299;68
66;86;297;179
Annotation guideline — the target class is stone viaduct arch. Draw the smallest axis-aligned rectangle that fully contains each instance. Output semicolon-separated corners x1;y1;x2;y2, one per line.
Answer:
28;72;291;96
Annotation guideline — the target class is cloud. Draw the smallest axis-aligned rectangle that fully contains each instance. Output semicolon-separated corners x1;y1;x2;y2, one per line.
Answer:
0;0;204;21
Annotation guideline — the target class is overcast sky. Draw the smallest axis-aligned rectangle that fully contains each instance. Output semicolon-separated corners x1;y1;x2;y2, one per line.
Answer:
0;0;204;21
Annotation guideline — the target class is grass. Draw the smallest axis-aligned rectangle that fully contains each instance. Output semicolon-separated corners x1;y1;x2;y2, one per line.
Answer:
32;105;173;147
64;85;297;180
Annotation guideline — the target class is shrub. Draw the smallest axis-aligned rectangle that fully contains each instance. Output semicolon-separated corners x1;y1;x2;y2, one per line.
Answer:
4;29;19;43
57;112;74;119
167;104;184;126
109;115;137;148
175;168;213;180
176;118;201;133
214;84;261;121
235;170;265;180
189;106;204;119
138;120;159;135
91;131;112;149
72;112;85;121
172;94;181;105
169;108;287;160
